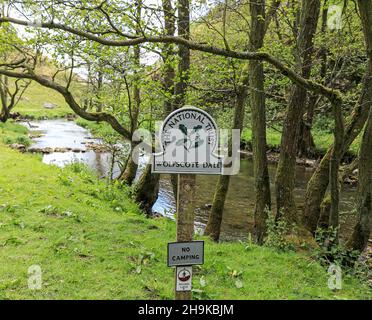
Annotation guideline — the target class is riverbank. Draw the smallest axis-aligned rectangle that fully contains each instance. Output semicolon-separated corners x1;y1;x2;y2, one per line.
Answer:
241;128;360;159
10;81;361;159
0;122;370;299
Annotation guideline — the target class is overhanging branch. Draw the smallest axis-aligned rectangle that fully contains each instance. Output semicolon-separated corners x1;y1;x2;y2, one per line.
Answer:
0;16;342;105
0;69;132;140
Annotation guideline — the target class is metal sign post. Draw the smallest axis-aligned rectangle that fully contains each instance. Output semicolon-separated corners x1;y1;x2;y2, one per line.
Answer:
152;106;226;300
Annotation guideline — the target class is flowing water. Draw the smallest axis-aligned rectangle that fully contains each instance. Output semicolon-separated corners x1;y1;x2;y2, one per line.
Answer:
22;119;358;241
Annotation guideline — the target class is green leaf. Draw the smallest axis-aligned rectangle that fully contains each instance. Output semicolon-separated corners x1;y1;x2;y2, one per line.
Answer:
179;124;188;135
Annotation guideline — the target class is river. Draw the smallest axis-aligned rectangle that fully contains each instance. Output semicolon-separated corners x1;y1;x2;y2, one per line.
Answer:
22;119;358;241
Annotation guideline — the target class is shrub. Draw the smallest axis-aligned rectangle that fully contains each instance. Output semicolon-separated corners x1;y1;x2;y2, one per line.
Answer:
264;210;293;251
15;135;31;147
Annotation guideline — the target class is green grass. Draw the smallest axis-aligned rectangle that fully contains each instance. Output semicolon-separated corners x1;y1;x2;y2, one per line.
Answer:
12;81;75;119
0;127;370;299
242;127;282;150
0;121;31;147
242;127;361;155
76;118;120;140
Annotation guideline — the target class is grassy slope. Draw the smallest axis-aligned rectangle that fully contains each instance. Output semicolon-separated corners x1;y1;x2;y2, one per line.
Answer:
242;127;361;155
12;81;75;119
0;121;31;147
0;123;370;300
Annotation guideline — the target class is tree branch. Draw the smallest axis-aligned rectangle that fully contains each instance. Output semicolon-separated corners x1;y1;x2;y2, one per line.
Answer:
0;15;342;105
0;68;132;140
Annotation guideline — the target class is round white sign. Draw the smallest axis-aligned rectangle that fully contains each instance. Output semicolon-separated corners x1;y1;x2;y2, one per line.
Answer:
152;106;222;175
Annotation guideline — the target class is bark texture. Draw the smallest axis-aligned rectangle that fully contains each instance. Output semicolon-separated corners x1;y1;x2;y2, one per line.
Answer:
302;0;372;233
298;0;328;157
133;162;160;214
120;139;139;185
275;0;321;222
204;85;247;241
328;101;344;236
346;106;372;252
345;0;372;253
249;0;271;244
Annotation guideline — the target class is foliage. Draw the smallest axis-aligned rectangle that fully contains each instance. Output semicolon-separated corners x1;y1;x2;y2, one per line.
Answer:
313;227;359;267
0;121;31;146
264;210;294;252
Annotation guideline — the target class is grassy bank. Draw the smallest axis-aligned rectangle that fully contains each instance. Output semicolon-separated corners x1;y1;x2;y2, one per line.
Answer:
242;127;361;156
77;118;361;158
12;82;75;119
11;80;361;156
0;121;31;147
0;124;370;299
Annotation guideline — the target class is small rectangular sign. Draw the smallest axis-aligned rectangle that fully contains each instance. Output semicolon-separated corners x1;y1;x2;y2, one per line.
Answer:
167;241;204;267
176;266;192;292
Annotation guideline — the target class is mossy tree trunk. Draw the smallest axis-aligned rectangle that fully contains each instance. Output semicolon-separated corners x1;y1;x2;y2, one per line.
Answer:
302;0;372;234
204;84;247;241
205;0;278;243
120;141;139;185
0;77;9;123
347;106;372;253
204;174;231;242
346;0;372;254
133;162;160;214
297;0;328;158
169;0;191;205
249;0;271;244
119;3;142;186
0;4;9;123
328;101;344;239
275;0;321;223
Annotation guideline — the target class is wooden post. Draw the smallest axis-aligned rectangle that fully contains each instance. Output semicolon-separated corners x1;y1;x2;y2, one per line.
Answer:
175;174;196;300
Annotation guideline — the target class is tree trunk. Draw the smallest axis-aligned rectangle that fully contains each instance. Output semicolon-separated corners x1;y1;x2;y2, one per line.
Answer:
119;4;142;186
275;0;321;222
205;0;277;242
302;0;372;234
249;0;271;244
119;141;139;185
297;0;328;158
133;162;160;214
204;85;247;241
162;0;176;115
132;0;175;207
96;70;103;112
345;0;372;254
204;174;230;242
346;106;372;253
328;101;344;238
318;193;331;229
0;74;9;123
